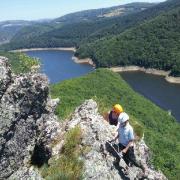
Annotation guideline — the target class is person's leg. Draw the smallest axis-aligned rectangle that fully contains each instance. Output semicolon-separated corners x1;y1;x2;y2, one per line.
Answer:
123;151;131;166
127;147;147;174
118;144;130;175
116;143;125;162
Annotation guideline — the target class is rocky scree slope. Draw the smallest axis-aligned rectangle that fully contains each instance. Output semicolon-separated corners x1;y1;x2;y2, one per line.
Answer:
0;56;166;179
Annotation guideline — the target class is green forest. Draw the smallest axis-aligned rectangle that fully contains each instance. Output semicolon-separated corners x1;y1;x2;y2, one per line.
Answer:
77;7;180;76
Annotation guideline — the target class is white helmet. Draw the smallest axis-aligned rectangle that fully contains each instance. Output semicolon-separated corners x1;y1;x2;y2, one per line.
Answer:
118;112;129;124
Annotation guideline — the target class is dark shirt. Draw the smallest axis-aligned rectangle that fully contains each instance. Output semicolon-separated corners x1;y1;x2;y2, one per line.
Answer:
109;110;118;126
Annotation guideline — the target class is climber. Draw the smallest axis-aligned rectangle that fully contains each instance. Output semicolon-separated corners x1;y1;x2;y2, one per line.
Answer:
105;104;123;126
112;112;136;173
109;111;148;177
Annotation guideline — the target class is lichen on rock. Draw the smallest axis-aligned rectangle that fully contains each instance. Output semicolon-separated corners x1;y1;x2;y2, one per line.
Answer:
0;57;61;179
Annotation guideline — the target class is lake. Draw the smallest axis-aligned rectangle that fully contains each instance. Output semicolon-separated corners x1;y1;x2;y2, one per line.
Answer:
121;72;180;122
26;50;94;83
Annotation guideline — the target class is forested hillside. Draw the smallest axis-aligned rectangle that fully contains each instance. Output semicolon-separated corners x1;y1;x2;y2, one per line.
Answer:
1;0;179;51
1;0;179;76
54;2;154;24
0;20;33;44
0;3;155;50
77;6;180;77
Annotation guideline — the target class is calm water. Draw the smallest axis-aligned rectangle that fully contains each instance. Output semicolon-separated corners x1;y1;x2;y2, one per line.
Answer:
26;50;93;83
26;50;180;121
121;72;180;122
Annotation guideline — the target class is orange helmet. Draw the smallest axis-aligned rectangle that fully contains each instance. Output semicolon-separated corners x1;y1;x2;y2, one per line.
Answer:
113;104;123;114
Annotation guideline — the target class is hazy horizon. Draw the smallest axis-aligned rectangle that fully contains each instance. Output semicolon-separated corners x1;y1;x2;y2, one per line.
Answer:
0;0;166;22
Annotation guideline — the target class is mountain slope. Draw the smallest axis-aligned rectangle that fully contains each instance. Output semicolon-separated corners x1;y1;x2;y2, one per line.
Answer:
1;0;179;50
0;20;33;44
77;6;180;77
0;3;155;50
82;0;180;44
55;2;155;24
51;69;180;179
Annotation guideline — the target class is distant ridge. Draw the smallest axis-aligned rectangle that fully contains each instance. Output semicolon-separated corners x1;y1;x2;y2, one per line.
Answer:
0;2;154;49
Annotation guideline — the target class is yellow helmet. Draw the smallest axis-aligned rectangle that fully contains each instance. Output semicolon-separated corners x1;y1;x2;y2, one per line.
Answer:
113;104;123;114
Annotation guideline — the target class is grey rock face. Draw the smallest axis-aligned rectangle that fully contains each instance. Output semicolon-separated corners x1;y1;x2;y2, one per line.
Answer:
0;57;12;99
9;167;43;180
67;99;167;180
0;56;167;180
0;57;61;179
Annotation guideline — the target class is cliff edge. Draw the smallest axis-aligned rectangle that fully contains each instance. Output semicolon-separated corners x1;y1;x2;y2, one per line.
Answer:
0;57;166;179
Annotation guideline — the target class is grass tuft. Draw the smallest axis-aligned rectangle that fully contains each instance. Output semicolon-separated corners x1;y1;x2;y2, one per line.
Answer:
41;126;84;180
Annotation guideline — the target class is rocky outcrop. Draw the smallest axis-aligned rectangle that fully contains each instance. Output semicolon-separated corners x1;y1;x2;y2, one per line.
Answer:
66;100;167;180
0;56;166;180
0;56;12;99
0;57;61;179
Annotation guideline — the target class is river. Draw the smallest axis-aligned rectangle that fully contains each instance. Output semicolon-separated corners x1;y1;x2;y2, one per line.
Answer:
121;71;180;122
26;50;180;121
26;50;93;83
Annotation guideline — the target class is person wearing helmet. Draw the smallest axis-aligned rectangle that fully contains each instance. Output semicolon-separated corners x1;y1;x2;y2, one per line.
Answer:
108;110;147;176
112;112;136;172
108;104;123;126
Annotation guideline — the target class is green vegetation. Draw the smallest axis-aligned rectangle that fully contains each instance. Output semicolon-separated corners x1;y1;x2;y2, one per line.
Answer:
51;69;180;179
77;7;180;77
0;52;39;74
41;126;84;180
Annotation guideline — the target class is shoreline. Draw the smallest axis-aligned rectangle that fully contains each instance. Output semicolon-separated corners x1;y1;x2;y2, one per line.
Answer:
110;66;180;84
10;47;76;52
10;47;96;67
72;56;96;67
9;48;180;84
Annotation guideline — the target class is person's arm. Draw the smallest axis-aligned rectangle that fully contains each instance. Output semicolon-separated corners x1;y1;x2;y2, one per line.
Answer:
113;132;119;142
121;140;133;154
112;126;119;142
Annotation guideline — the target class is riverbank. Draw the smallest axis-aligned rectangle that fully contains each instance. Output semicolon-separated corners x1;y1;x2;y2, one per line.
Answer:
10;48;180;83
10;48;96;67
110;66;180;84
10;47;76;52
72;56;95;67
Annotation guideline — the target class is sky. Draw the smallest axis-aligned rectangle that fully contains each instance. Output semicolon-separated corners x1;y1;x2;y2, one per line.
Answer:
0;0;166;21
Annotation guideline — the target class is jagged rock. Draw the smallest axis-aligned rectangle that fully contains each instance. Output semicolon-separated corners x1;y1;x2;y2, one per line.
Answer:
0;56;167;180
0;57;61;179
66;99;167;180
0;57;12;99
